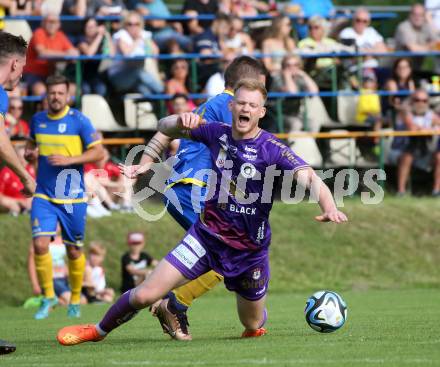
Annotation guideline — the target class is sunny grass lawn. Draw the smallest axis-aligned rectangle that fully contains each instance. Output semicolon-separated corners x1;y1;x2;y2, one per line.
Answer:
1;288;439;367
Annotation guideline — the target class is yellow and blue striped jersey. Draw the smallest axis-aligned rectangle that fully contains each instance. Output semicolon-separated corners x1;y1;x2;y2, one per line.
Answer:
30;106;101;203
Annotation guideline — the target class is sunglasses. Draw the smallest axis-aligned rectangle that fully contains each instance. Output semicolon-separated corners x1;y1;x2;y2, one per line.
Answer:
309;25;321;30
413;98;428;103
286;62;300;67
355;18;369;24
10;106;23;110
127;22;141;27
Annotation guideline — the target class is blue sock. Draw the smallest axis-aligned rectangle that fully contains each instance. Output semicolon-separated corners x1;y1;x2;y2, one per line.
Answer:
168;291;188;312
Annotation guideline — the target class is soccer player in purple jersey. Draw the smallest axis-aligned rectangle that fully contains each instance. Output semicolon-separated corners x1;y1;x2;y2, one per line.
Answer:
57;79;347;345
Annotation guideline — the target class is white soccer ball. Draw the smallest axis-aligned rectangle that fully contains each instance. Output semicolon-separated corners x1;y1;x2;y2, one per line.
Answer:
304;290;347;333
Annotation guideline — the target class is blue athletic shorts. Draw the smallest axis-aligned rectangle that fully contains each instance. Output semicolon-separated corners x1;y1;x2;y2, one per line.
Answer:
163;183;206;231
31;197;87;247
53;277;70;296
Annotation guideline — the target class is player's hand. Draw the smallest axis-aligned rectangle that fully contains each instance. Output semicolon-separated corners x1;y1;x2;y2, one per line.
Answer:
32;284;42;296
20;175;36;197
315;210;348;223
48;155;73;166
118;163;151;179
178;112;202;130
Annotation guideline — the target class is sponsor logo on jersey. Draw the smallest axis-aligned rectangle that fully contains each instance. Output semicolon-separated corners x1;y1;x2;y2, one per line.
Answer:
244;146;257;153
229;204;256;215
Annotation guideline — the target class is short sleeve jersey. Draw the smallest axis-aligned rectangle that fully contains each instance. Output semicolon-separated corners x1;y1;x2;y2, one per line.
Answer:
121;251;154;292
30;106;101;202
167;90;234;186
189;123;309;251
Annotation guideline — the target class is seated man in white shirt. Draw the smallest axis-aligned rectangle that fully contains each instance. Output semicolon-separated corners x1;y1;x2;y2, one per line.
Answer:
339;7;388;68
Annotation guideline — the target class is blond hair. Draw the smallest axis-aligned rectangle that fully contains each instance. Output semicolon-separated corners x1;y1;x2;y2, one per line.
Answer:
89;241;106;256
234;78;267;102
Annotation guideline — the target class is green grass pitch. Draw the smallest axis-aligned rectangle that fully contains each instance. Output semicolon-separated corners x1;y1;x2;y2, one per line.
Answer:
1;288;439;367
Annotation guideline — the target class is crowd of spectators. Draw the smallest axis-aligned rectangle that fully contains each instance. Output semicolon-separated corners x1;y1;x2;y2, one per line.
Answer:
0;0;439;207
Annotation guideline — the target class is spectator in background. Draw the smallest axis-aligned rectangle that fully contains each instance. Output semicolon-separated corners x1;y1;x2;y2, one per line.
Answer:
120;232;158;293
9;0;33;15
223;15;254;55
108;11;164;95
219;0;269;17
339;7;388;69
85;146;134;213
298;16;351;94
355;72;383;159
384;58;416;116
137;0;192;53
0;144;35;215
166;93;190;156
182;0;219;32
395;89;440;196
23;12;79;96
261;15;296;75
193;13;230;89
77;17;115;96
285;0;335;39
5;97;29;138
63;0;125;17
165;59;196;113
270;54;319;132
394;4;438;71
204;48;236;97
82;242;114;304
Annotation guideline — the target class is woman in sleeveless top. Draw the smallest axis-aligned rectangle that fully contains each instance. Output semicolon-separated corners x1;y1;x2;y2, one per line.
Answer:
261;15;296;75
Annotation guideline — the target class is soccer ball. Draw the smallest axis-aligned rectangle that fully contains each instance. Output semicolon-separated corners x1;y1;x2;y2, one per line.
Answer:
304;290;347;333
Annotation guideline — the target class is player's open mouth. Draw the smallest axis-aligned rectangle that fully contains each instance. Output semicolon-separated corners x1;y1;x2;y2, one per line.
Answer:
239;115;250;124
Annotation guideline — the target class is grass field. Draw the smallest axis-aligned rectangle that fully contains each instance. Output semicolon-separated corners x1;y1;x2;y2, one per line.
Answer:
0;198;439;365
1;288;439;367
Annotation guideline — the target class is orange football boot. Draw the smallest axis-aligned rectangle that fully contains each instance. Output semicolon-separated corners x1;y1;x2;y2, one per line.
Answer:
241;327;267;338
57;324;104;346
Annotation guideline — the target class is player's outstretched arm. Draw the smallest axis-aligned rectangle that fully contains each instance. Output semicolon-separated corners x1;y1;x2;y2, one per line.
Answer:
158;112;202;139
295;168;348;223
119;132;171;179
0;120;35;196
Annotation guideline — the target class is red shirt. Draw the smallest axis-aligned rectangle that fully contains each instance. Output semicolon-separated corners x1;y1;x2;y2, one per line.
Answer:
23;28;74;77
4;118;30;137
0;165;36;199
84;162;121;180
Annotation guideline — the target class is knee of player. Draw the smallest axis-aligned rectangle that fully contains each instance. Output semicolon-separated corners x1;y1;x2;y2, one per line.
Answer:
131;286;160;308
33;237;50;254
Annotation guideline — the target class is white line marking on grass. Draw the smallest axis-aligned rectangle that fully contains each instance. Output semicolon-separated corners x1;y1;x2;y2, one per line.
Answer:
108;358;437;366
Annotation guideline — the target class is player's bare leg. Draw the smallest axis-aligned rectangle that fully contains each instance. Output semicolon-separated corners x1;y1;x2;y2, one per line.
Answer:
33;236;58;320
57;259;189;345
236;294;267;338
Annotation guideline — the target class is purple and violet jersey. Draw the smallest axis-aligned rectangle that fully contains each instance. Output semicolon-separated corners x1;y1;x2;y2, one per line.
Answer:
189;122;309;251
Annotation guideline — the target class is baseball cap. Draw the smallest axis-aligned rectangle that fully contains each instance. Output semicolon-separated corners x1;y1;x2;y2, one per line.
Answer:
127;232;144;244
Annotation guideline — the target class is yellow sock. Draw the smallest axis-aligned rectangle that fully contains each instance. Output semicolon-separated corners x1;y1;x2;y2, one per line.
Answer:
35;252;55;299
174;270;223;307
68;253;86;304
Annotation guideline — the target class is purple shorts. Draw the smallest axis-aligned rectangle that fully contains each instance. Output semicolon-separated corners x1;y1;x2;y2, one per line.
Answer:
165;223;270;301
